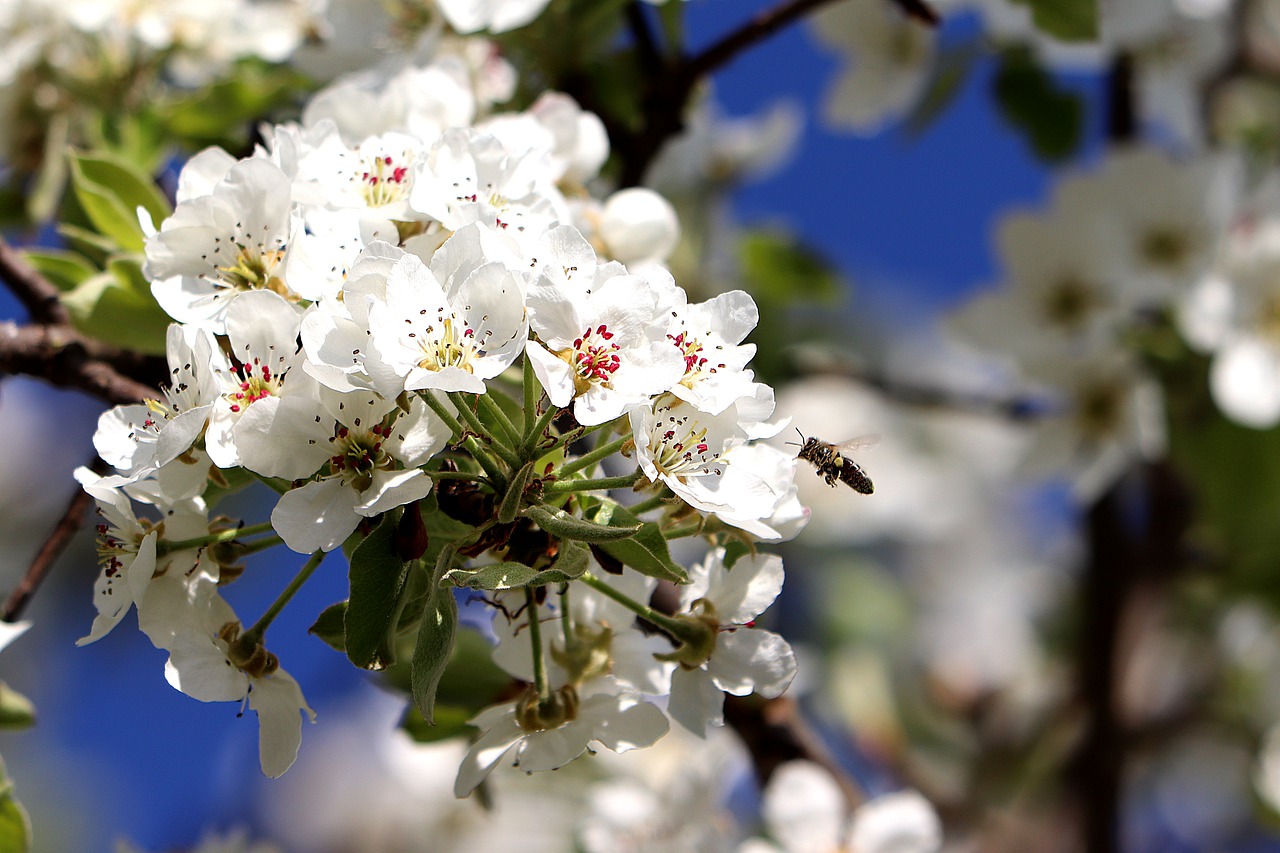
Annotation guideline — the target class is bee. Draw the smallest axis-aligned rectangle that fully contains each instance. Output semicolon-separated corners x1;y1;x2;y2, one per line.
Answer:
792;431;876;494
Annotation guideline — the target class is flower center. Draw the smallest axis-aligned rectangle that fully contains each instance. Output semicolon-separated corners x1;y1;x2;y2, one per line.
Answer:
651;409;721;478
1075;380;1125;441
328;422;394;492
1141;225;1191;272
226;360;282;414
1043;275;1100;332
358;152;413;209
417;316;478;373
215;244;287;294
561;325;622;394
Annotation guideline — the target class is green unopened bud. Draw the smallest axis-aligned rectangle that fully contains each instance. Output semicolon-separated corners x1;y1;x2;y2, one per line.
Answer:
655;599;719;669
515;683;579;732
552;625;614;685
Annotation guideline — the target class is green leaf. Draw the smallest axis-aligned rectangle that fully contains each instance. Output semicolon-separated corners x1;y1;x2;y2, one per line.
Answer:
308;602;348;653
589;499;688;584
525;504;642;543
445;555;583;590
56;223;117;262
1009;0;1098;42
0;792;30;853
60;267;170;355
67;151;152;252
738;230;842;306
345;512;410;671
400;703;474;743
0;683;34;731
904;41;980;138
0;760;30;853
410;547;459;724
71;150;170;230
21;249;97;292
498;461;535;524
993;47;1084;162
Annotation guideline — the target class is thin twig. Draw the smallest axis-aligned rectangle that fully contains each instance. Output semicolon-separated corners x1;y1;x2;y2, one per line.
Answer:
1;457;107;622
685;0;937;82
0;235;70;326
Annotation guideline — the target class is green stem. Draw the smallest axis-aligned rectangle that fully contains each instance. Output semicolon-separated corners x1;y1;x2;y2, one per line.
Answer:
579;572;689;640
241;550;327;645
160;521;276;554
234;535;285;557
430;469;491;484
464;436;508;485
628;488;674;515
558;434;630;479
523;402;560;457
523;355;539;436
526;589;550;702
559;584;573;642
540;417;619;458
546;470;644;494
448;391;522;469
662;521;704;540
422;390;467;440
476;391;521;448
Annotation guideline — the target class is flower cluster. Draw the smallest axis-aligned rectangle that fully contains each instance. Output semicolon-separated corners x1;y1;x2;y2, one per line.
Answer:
80;30;805;787
949;146;1229;496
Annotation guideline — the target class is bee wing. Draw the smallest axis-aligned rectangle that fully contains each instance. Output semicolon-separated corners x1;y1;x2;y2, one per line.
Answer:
834;434;879;453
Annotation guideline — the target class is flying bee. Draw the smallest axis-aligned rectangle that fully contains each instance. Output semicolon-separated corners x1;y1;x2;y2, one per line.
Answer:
791;430;877;494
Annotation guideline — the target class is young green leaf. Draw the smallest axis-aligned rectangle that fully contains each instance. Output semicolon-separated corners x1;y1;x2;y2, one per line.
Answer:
308;601;348;653
589;499;689;584
345;512;410;671
410;546;459;725
525;504;642;543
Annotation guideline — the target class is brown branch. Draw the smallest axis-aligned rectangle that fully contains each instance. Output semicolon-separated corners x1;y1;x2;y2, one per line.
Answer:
0;235;71;326
595;0;939;187
0;320;158;404
725;695;866;809
687;0;936;82
1;456;107;622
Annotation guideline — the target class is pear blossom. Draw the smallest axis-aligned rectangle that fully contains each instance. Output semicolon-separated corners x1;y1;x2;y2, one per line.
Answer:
809;0;938;134
1053;147;1229;302
526;262;685;425
93;323;220;480
266;391;449;553
364;247;528;396
74;468;209;646
597;188;680;269
409;127;563;250
1179;214;1280;427
203;289;312;472
746;760;941;853
666;549;797;737
146;158;301;330
300;56;477;145
454;682;669;797
435;0;552;34
1022;350;1166;500
139;562;314;778
490;569;675;698
661;289;762;415
948;205;1130;363
630;390;780;523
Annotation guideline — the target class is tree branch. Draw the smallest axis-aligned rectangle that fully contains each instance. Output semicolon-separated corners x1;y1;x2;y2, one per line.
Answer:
686;0;936;83
0;235;71;326
1;456;107;622
0;321;158;404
